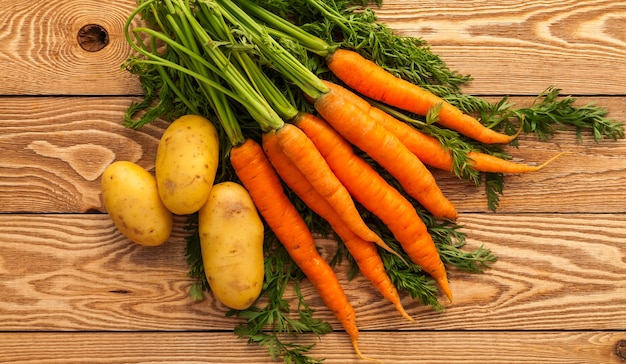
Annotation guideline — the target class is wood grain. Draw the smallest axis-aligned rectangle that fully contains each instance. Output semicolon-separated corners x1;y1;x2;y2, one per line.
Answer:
375;0;626;95
0;97;166;212
0;0;144;95
1;0;625;363
0;0;624;96
1;331;625;363
0;96;624;213
1;214;624;332
435;123;626;213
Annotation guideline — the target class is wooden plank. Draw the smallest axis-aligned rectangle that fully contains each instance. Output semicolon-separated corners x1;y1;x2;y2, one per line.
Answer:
0;0;623;96
0;96;624;213
436;124;626;213
0;97;166;213
1;1;625;363
1;213;624;332
376;0;626;95
0;0;143;95
1;331;625;363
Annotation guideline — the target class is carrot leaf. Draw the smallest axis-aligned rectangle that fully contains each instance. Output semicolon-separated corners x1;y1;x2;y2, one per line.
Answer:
439;243;498;274
485;172;505;212
515;87;624;142
182;214;209;300
382;249;444;311
446;87;624;143
292;0;472;90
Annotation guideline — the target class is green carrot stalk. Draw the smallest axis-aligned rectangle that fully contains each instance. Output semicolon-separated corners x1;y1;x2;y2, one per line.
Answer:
232;0;334;55
216;0;330;100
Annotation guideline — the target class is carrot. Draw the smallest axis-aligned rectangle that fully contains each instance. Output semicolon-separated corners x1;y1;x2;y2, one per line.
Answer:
313;87;459;221
270;123;402;259
341;237;414;322
326;48;517;144
294;113;452;302
324;80;566;174
262;130;413;322
229;138;375;362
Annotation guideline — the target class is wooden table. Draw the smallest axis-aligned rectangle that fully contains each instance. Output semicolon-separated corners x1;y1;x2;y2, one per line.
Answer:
1;1;625;363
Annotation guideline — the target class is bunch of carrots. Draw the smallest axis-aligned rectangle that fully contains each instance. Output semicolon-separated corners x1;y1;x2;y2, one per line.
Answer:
121;0;592;362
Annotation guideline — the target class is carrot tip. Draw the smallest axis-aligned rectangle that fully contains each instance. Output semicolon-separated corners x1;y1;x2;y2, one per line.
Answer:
534;151;570;171
395;304;414;322
497;114;526;144
437;278;453;303
351;339;384;364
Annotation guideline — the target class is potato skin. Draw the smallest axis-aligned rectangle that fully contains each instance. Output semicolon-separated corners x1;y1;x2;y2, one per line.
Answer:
101;161;173;246
156;115;220;215
198;182;265;310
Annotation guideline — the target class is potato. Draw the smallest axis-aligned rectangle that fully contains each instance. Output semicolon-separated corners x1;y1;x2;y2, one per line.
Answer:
198;182;264;310
156;114;220;215
101;161;173;246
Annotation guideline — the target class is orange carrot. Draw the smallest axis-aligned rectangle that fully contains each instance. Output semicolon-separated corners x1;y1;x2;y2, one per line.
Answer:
324;80;565;174
294;113;452;302
262;131;413;321
229;138;374;361
313;87;458;221
270;123;401;258
326;48;517;144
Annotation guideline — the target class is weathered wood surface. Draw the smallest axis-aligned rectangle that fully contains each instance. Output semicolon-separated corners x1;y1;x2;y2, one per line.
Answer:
1;97;624;214
1;0;625;363
1;331;625;363
377;0;626;95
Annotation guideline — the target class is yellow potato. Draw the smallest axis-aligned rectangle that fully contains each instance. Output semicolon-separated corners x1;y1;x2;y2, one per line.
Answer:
156;114;220;215
198;182;264;310
101;161;173;246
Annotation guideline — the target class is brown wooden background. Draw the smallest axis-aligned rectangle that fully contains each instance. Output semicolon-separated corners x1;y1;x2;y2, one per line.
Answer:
1;0;625;363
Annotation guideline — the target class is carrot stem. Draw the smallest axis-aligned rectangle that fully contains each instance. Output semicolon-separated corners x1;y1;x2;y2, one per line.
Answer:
232;0;333;55
216;0;330;100
174;0;284;131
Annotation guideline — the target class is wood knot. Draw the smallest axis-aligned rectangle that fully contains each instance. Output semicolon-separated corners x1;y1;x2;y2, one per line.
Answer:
616;340;626;360
77;24;109;52
109;289;130;294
